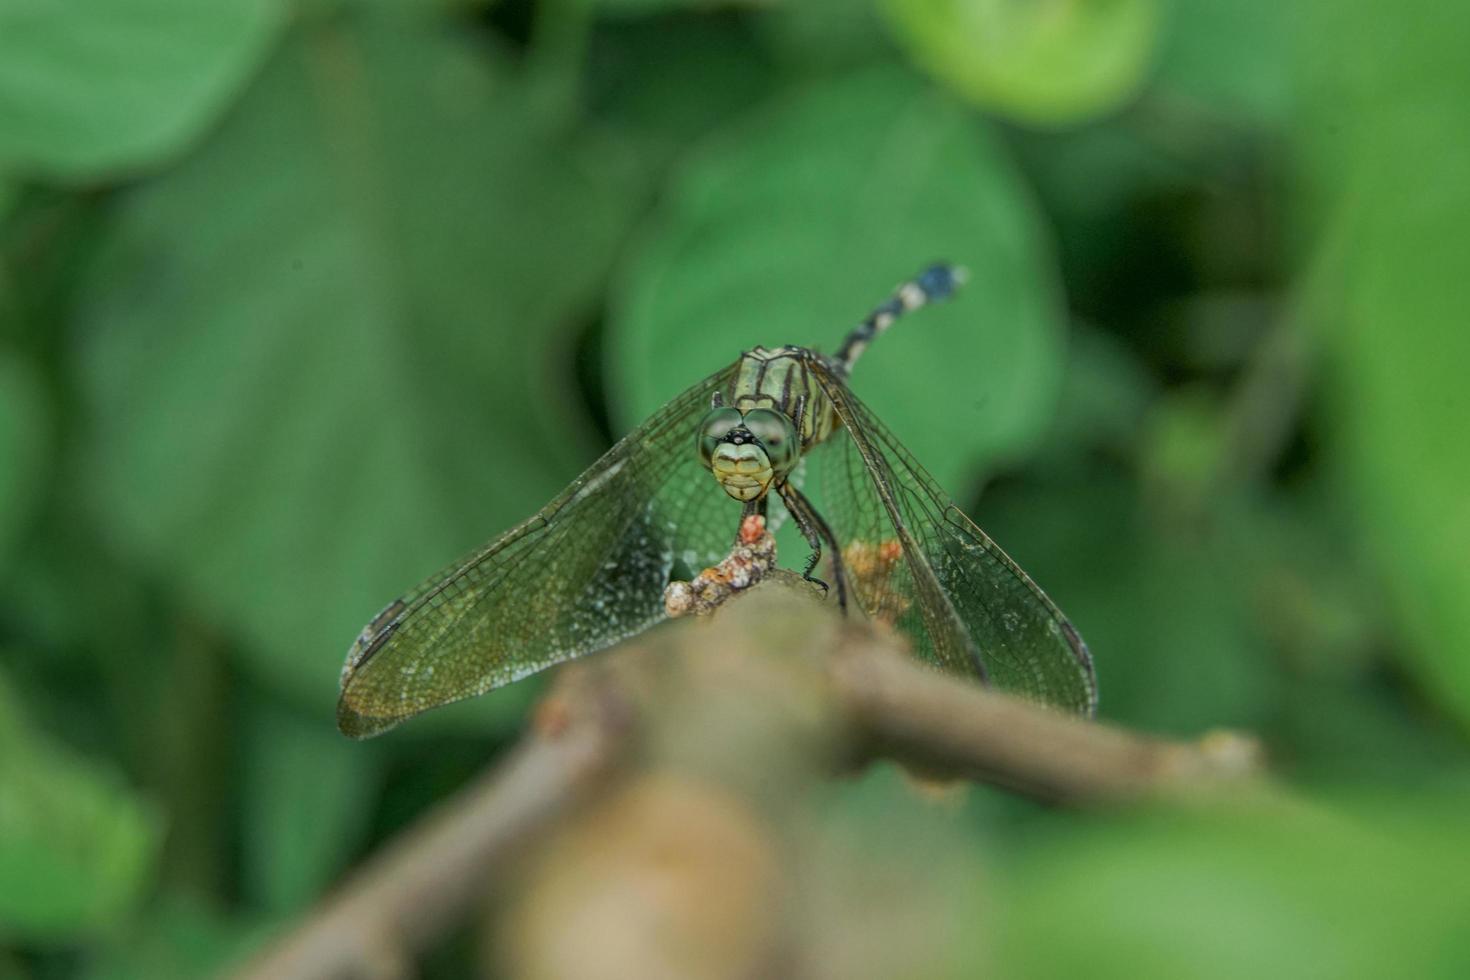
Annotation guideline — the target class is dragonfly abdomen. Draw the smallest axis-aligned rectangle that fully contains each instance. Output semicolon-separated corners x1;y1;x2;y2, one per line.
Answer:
833;263;967;376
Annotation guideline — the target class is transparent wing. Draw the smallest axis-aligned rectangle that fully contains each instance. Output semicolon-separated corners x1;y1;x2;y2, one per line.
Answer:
339;364;741;737
808;360;1096;715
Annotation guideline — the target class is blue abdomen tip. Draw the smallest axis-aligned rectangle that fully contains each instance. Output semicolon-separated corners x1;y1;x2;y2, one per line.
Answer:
918;263;964;300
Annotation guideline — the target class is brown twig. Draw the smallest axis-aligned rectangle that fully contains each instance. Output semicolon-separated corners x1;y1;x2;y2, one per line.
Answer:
829;626;1261;804
231;686;623;980
234;578;1263;978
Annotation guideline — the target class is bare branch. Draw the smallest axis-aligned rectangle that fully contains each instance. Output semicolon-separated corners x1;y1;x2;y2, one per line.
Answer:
235;577;1263;978
230;678;624;980
829;626;1262;804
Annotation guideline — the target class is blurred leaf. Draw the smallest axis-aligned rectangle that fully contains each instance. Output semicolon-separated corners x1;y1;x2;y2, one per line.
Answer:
0;666;160;940
1140;384;1229;517
1005;119;1205;314
1152;0;1288;126
1009;118;1197;221
240;698;378;914
1303;2;1470;727
1277;676;1470;788
976;467;1279;735
0;350;47;570
1240;486;1382;679
797;764;989;980
85;893;269;980
74;16;641;718
1230;486;1470;783
614;68;1068;495
757;0;894;69
996;795;1470;979
593;0;714;12
1038;324;1156;463
596;0;698;11
0;0;285;179
0;188;109;362
589;13;776;175
878;0;1161;125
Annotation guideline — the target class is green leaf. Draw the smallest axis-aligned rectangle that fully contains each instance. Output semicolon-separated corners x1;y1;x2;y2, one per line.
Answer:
0;0;285;179
589;14;776;175
240;699;378;914
0;666;161;940
1152;0;1289;127
757;0;894;69
0;350;48;571
74;17;641;718
1302;2;1470;726
878;0;1161;125
996;795;1470;979
979;469;1279;735
1038;324;1156;463
612;68;1068;496
800;764;989;979
84;893;269;980
595;0;700;13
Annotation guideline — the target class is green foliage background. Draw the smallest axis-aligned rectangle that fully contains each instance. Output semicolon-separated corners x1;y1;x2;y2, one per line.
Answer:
2;0;1469;975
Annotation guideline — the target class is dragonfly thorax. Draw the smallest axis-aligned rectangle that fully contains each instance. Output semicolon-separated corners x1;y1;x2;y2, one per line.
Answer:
696;406;799;502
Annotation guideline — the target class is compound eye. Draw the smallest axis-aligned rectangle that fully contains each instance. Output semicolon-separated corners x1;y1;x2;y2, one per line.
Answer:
741;409;799;468
696;407;743;465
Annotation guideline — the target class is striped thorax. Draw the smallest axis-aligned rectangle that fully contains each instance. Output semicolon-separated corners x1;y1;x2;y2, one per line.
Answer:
695;265;963;504
696;346;834;503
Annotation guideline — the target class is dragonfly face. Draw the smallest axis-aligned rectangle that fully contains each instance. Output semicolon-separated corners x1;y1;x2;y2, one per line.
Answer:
696;406;800;502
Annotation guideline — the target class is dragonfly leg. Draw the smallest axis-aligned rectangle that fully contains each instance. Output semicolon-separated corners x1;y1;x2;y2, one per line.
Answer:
778;482;849;612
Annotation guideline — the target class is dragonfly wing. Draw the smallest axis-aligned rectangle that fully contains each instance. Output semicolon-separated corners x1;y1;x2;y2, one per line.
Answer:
808;360;1097;716
339;364;741;737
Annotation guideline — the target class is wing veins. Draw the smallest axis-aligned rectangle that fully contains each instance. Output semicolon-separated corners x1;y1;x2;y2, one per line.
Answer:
807;355;1095;714
806;359;983;677
339;364;740;735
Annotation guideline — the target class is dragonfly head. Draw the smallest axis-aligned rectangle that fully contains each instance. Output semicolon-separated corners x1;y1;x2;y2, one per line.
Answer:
697;406;799;502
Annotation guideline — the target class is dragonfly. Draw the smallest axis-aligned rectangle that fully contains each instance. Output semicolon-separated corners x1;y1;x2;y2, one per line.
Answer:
339;264;1097;737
